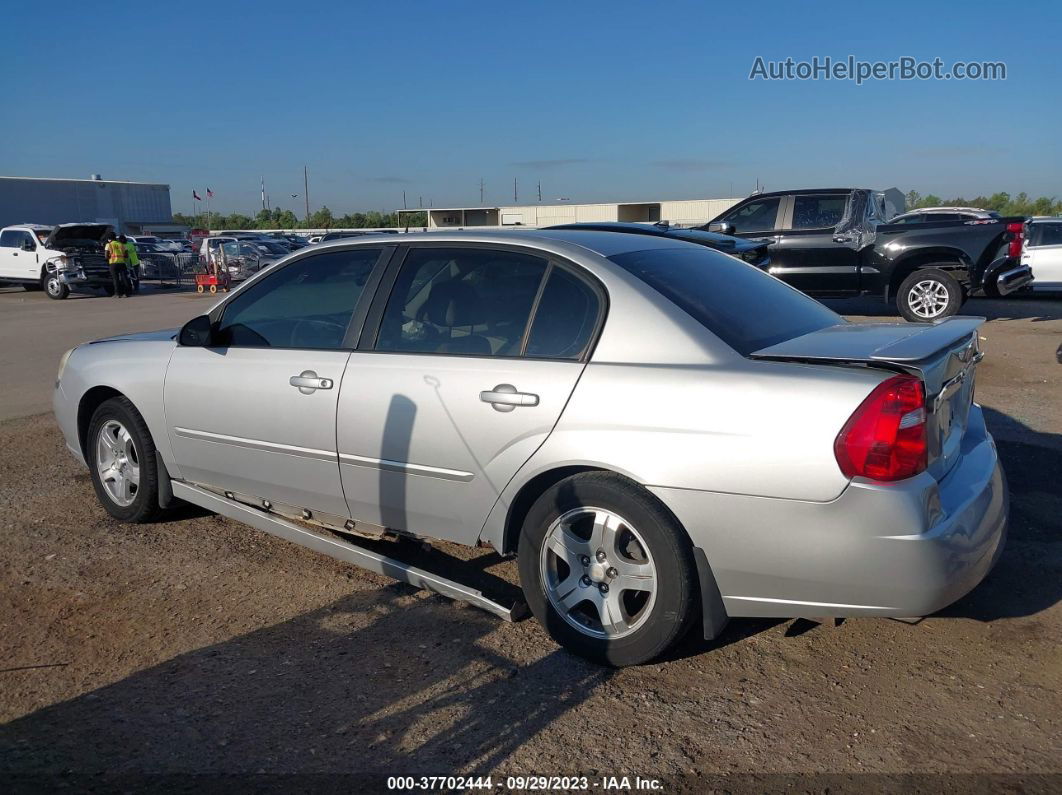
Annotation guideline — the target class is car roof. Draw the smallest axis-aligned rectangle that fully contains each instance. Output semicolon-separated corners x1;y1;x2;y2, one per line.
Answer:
739;188;863;199
908;207;993;214
312;228;696;258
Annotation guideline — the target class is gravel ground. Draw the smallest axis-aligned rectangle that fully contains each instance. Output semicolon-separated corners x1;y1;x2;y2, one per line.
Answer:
0;290;1060;791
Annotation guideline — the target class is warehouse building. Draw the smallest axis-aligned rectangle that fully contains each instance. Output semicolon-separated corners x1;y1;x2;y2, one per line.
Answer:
398;196;741;230
0;176;184;236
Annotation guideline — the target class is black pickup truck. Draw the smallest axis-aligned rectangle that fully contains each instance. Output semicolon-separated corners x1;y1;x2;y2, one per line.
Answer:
703;188;1033;321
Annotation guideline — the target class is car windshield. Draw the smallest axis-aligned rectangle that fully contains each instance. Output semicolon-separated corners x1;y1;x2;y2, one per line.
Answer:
608;246;841;355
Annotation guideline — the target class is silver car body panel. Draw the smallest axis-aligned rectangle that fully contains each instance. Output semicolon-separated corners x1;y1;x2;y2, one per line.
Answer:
53;230;1008;621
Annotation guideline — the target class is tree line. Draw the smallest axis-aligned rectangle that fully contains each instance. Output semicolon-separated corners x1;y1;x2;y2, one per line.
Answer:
904;191;1062;217
172;206;429;231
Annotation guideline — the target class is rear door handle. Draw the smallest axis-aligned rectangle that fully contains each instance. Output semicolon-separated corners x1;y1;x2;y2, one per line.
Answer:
480;383;539;412
290;370;333;394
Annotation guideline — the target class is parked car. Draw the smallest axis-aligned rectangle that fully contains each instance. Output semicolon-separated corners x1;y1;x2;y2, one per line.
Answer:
54;231;1007;666
889;207;1001;225
266;232;309;250
199;237;283;281
0;222;114;299
546;221;770;268
1021;217;1062;291
703;188;1033;321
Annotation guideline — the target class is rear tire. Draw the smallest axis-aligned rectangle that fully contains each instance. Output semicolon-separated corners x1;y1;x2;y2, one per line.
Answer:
518;472;698;666
896;267;962;323
87;397;162;523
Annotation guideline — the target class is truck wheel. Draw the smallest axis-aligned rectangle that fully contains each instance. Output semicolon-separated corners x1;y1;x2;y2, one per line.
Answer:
87;397;162;523
43;272;70;300
518;472;698;666
897;268;962;323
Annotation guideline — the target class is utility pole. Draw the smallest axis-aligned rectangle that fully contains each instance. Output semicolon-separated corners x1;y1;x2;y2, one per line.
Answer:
537;181;542;202
480;178;484;205
513;177;518;203
303;166;310;222
261;177;266;211
419;196;423;208
402;190;407;209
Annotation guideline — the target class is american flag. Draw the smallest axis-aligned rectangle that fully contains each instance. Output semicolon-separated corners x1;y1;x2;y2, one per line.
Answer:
206;188;214;198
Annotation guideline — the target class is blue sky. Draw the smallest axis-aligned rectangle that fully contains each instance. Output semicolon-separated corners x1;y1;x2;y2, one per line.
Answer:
2;0;1059;215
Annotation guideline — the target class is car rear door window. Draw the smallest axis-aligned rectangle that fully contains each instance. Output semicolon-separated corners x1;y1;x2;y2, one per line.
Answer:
216;248;382;349
791;194;848;229
525;266;600;360
375;247;548;357
609;247;840;355
1029;223;1062;247
720;197;782;233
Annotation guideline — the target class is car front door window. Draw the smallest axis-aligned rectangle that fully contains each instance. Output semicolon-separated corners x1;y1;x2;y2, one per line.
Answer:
217;248;382;349
722;197;782;234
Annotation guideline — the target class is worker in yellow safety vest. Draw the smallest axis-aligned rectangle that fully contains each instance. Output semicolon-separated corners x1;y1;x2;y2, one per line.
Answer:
104;235;132;297
123;236;140;293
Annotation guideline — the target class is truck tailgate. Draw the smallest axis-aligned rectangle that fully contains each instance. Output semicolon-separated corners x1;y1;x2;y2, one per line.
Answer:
751;317;984;481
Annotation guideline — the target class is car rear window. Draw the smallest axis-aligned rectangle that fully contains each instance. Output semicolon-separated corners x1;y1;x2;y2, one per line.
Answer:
608;247;841;355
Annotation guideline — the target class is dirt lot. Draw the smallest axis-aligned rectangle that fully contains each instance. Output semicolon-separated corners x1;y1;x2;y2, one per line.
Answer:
0;287;1060;790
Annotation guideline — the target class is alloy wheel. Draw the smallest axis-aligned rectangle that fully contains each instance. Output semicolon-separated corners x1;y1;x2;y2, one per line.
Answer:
539;507;658;639
907;279;951;319
95;420;140;507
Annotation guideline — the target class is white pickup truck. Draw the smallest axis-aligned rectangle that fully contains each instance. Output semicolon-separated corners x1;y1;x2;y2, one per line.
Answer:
0;223;115;299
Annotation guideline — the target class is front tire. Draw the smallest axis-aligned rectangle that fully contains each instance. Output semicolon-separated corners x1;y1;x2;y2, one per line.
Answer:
87;397;162;523
43;272;69;300
896;267;963;323
518;472;698;666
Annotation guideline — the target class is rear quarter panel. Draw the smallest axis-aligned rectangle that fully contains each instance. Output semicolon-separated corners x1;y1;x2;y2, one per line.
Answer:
528;358;884;501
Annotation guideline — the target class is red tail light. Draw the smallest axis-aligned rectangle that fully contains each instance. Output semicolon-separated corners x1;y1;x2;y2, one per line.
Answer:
835;375;927;481
1007;221;1025;258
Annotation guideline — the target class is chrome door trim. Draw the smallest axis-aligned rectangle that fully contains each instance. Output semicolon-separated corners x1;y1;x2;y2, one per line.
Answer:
172;426;337;462
338;453;474;482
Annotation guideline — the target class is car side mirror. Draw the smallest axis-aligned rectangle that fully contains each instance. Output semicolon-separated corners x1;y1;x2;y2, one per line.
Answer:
21;240;35;251
707;221;735;235
179;314;214;347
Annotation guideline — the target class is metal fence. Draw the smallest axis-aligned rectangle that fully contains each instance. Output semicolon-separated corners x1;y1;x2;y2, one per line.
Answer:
135;253;199;288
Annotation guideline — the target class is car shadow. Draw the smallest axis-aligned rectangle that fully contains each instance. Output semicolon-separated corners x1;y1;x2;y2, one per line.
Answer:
0;585;611;780
822;294;1062;323
935;407;1062;622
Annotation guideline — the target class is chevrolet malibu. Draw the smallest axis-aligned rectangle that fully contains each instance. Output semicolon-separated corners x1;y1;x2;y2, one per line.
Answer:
54;231;1007;666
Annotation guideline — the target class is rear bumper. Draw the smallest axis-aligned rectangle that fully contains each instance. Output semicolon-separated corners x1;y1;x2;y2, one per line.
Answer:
995;263;1034;296
651;404;1007;620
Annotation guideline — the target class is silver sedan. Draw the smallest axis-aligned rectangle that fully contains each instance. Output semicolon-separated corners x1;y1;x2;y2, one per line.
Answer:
54;230;1007;665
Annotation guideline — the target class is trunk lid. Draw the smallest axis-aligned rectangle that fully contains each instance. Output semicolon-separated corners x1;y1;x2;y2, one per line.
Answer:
751;317;984;480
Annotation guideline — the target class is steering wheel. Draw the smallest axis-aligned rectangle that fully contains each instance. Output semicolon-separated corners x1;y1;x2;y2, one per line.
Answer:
290;318;347;348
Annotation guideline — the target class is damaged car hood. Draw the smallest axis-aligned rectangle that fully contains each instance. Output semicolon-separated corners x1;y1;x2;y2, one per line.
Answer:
45;223;115;248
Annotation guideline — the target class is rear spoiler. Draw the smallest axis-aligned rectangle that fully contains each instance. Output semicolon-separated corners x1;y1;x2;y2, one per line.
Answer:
751;317;985;365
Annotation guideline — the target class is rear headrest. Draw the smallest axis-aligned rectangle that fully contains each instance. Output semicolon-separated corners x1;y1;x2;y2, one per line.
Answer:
418;280;484;327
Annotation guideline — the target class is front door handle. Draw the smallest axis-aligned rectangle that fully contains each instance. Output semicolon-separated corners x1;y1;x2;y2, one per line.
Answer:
480;383;539;412
290;370;333;394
